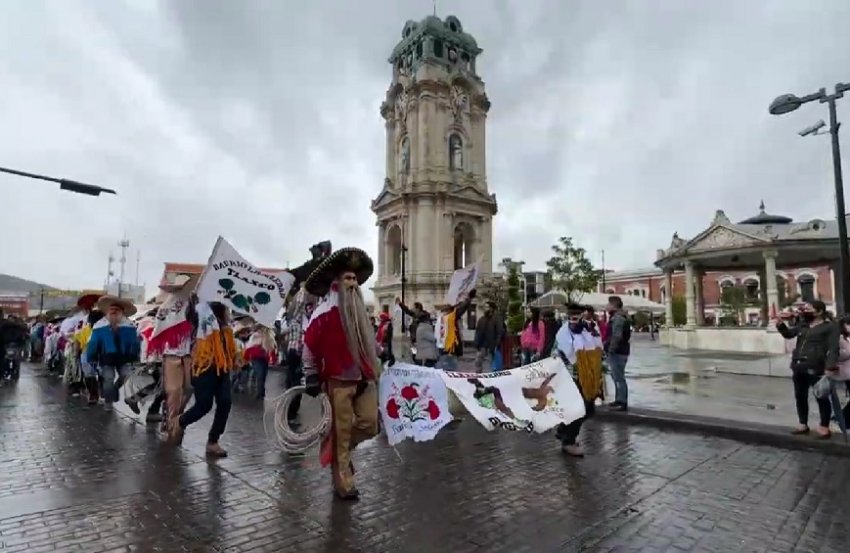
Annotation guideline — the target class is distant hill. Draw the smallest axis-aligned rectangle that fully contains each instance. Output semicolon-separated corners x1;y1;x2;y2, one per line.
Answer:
0;274;76;311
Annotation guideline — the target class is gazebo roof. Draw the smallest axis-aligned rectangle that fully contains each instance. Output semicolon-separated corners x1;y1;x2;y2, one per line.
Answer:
737;201;793;225
655;206;841;271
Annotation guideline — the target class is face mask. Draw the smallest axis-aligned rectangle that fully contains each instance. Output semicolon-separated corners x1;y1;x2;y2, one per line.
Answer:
802;312;816;322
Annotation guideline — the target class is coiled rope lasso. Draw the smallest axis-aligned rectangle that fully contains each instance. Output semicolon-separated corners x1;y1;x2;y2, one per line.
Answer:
263;386;332;453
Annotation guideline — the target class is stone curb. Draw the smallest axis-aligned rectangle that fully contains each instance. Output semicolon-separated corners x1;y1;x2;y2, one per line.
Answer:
596;407;850;456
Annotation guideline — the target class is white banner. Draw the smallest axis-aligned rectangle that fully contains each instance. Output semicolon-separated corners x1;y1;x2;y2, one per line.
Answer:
445;260;481;305
439;357;585;433
196;236;295;328
379;363;452;446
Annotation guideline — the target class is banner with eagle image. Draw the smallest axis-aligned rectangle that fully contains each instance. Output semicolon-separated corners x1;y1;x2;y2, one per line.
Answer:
439;357;586;433
196;236;295;327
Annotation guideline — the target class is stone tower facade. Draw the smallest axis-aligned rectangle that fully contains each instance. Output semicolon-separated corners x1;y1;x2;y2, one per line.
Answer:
371;15;498;315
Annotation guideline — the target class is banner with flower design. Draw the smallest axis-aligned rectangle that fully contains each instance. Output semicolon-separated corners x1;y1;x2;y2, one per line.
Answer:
379;363;453;446
440;357;586;433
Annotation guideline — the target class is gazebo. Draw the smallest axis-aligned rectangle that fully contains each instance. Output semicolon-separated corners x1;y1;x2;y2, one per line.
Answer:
655;204;844;354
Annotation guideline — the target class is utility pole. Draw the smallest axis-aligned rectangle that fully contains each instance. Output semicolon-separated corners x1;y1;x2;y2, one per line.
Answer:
601;249;606;293
118;237;130;298
39;287;45;315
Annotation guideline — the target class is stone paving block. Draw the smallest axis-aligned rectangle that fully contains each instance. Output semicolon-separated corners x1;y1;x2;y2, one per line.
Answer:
3;365;850;552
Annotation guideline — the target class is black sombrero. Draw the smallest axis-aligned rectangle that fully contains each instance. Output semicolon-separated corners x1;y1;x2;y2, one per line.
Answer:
304;247;373;297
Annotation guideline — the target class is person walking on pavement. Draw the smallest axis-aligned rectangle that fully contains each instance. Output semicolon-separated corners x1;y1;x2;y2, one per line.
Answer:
775;301;838;439
835;315;850;423
554;304;604;457
147;275;198;435
605;296;631;412
169;301;237;457
86;296;140;411
375;310;396;366
244;323;277;400
302;247;381;500
396;298;424;362
473;299;503;372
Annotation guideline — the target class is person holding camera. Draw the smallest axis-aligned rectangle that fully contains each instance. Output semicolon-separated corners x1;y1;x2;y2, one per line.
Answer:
775;300;839;439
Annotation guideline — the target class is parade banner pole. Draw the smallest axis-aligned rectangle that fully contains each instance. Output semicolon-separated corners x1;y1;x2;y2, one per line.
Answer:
194;236;224;295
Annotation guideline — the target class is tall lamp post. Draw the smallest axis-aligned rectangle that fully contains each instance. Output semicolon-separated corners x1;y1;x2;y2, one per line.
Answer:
0;166;117;196
400;242;408;332
769;82;850;314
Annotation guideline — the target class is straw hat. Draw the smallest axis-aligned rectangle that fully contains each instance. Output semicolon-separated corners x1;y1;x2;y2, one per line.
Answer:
96;295;138;317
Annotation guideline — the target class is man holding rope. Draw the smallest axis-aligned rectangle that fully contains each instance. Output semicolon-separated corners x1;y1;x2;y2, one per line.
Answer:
302;247;380;500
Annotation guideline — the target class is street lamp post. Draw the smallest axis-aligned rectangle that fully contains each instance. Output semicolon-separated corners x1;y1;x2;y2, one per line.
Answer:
400;242;408;332
769;82;850;314
0;166;117;196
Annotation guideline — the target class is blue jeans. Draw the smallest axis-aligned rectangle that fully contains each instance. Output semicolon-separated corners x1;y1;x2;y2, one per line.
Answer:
100;364;132;404
251;358;269;399
437;353;459;371
607;353;629;405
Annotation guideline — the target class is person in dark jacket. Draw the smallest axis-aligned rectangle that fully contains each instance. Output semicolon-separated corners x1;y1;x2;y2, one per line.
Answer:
775;300;838;439
474;301;504;372
604;296;631;411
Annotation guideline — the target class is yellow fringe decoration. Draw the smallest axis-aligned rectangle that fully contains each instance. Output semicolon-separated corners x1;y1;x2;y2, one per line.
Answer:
444;311;459;354
192;327;237;377
576;349;603;402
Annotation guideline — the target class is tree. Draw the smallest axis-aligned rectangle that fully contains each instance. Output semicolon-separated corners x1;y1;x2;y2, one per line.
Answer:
477;276;509;314
720;285;756;325
506;264;524;334
545;236;599;304
671;295;686;326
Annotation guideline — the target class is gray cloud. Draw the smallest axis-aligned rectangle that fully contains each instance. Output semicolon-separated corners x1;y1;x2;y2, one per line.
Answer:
1;0;848;297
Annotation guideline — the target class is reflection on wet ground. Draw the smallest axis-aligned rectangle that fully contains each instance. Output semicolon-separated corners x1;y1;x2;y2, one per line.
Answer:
1;362;850;552
622;338;834;428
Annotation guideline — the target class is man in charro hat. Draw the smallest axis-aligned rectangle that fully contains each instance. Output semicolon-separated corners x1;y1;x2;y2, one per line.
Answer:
147;274;198;434
86;295;140;411
302;247;381;500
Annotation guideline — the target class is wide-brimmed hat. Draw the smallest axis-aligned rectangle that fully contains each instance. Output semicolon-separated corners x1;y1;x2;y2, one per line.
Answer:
232;319;253;337
76;290;105;310
304;247;373;297
159;273;199;293
96;295;137;317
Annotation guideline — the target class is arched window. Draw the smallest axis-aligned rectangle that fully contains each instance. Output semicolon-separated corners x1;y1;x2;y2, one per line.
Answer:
742;278;759;301
386;225;403;276
449;133;464;171
798;274;816;303
659;284;667;303
453;223;474;269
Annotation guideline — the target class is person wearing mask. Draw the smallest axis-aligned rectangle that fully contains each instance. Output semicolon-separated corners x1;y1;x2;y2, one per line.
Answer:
554;304;604;457
86;296;140;411
604;296;631;412
169;301;238;457
519;306;546;365
775;301;839;439
414;311;439;367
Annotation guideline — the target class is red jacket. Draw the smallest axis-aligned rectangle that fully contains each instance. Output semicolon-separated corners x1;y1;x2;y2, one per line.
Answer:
303;288;376;381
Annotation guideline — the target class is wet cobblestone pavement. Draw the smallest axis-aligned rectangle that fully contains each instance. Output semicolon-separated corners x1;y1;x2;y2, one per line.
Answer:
1;363;849;553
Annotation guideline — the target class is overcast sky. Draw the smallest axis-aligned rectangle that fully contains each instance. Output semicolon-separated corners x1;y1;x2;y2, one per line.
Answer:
1;0;849;297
